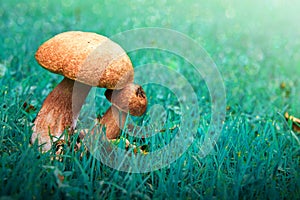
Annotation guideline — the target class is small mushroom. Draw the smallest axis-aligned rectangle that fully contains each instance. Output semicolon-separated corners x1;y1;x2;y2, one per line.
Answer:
31;31;134;151
98;83;148;139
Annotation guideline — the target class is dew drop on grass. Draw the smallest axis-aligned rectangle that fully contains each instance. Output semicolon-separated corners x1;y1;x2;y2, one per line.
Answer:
0;63;7;77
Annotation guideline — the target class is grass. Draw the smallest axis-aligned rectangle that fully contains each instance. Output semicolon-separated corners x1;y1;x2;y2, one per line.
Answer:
1;0;300;199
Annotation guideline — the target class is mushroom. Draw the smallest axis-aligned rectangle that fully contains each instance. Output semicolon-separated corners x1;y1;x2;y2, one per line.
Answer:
31;31;134;151
98;83;148;139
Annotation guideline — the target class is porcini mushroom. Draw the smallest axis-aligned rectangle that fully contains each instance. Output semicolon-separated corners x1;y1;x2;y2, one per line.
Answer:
98;83;148;139
31;31;134;151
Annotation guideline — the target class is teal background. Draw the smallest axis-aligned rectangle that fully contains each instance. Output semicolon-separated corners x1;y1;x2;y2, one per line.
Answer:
0;0;299;199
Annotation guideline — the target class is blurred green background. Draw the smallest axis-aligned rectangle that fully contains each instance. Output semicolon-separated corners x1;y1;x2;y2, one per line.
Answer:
1;0;299;199
1;0;299;113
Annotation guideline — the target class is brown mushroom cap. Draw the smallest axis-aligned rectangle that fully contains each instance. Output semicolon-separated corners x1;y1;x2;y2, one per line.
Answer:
105;84;147;116
35;31;134;89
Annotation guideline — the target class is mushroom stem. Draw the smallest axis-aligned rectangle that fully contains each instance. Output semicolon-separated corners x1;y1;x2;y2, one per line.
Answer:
92;83;147;139
31;77;91;151
99;105;127;139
